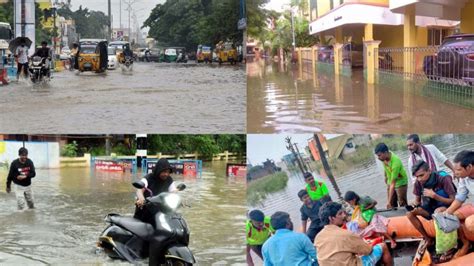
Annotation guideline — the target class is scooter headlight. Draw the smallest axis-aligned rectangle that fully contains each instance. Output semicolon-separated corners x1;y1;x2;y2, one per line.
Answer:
164;193;181;210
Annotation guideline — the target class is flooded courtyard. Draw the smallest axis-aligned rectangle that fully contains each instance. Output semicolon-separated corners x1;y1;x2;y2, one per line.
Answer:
0;62;246;133
247;60;473;133
0;161;246;265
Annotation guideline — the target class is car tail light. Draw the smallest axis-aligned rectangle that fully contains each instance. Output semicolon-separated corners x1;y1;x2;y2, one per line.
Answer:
466;53;474;60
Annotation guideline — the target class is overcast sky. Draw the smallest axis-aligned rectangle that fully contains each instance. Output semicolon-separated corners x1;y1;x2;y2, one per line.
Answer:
264;0;291;12
69;0;165;31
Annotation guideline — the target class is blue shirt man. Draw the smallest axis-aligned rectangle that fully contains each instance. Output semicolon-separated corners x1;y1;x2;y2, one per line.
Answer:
262;211;317;266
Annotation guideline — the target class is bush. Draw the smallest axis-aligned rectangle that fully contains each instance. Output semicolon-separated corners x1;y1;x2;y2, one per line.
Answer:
247;172;289;205
61;141;78;157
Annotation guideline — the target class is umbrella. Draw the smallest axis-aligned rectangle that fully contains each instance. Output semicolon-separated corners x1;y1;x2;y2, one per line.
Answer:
8;37;32;53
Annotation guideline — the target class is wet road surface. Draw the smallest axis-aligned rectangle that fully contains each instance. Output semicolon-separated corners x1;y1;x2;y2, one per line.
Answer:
0;161;246;265
247;60;473;133
0;62;246;133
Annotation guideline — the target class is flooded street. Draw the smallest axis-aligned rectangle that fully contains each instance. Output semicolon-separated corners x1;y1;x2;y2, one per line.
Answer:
0;62;245;133
249;135;474;232
0;161;246;265
247;60;473;133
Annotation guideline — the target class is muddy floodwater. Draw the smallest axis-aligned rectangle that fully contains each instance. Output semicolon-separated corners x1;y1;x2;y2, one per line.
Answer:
0;62;246;133
247;60;473;133
0;161;246;265
249;135;474;264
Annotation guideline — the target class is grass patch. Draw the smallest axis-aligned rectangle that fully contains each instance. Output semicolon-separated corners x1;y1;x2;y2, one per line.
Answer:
247;172;289;205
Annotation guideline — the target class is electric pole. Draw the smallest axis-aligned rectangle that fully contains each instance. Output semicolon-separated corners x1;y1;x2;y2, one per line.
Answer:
285;137;305;175
123;0;137;42
313;134;342;200
108;0;111;41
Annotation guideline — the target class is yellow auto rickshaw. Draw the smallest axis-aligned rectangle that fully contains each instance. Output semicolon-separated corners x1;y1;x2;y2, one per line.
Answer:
216;42;238;65
197;45;212;63
77;39;108;73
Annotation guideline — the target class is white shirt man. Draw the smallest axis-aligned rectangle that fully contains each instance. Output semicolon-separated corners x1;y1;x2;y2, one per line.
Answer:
15;45;29;64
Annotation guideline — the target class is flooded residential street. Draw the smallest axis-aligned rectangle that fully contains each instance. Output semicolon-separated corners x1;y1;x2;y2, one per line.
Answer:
0;62;246;133
247;60;473;133
0;161;246;265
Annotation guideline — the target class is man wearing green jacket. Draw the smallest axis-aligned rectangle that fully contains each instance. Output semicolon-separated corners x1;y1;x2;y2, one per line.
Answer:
246;209;273;266
375;143;408;209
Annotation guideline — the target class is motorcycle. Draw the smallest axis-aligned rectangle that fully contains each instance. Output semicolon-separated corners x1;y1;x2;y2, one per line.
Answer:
29;56;50;83
176;52;188;63
121;55;134;71
97;182;195;265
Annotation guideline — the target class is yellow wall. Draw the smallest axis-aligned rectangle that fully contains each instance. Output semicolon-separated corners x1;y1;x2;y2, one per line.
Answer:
317;0;332;18
374;25;404;48
416;27;428;46
461;0;474;33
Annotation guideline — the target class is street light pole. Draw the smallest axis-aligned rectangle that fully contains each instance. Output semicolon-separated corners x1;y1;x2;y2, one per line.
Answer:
290;7;297;63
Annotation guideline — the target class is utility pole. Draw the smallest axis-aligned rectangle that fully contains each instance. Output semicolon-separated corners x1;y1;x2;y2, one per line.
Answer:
108;0;111;41
120;0;122;29
293;143;308;172
313;134;342;200
285;136;305;175
123;0;137;42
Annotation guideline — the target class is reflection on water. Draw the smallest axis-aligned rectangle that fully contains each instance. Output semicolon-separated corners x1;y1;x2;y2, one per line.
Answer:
0;161;246;264
249;135;474;229
247;60;473;133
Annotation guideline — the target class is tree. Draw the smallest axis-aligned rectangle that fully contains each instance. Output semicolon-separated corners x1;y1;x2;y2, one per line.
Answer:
57;5;109;39
0;0;13;28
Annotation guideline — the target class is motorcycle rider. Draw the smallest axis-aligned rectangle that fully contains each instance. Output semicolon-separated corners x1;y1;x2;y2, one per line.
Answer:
33;41;52;78
134;158;178;225
144;48;151;62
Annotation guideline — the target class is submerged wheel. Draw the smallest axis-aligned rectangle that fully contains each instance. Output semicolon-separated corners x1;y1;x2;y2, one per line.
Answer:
163;258;192;266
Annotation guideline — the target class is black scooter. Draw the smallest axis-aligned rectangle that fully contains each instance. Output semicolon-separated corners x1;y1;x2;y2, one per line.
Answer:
97;182;195;265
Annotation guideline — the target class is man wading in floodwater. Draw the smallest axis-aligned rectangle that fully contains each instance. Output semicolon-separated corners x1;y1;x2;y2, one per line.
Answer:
6;147;36;210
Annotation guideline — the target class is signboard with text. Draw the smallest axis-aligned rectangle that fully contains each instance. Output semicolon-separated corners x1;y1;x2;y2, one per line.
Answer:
226;163;247;178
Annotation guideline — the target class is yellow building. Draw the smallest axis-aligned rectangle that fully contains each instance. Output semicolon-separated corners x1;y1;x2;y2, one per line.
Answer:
308;0;465;48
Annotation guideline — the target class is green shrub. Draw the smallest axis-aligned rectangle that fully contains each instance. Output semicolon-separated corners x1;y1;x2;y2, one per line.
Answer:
247;172;289;205
61;141;78;157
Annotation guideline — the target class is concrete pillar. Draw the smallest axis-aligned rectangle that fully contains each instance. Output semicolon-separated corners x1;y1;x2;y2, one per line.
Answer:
403;5;416;76
335;27;343;43
157;152;162;158
334;76;343;103
367;83;379;121
225;151;229;161
364;23;373;41
333;43;343;76
364;40;382;84
85;153;91;167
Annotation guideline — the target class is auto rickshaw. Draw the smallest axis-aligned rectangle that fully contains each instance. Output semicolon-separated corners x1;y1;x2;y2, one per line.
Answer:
77;39;108;73
216;42;238;65
196;45;212;63
160;47;186;63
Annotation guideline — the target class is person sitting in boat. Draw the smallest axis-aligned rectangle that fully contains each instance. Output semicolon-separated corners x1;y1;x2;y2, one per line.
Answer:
315;202;393;266
246;209;273;266
344;191;397;249
304;172;331;202
444;150;474;258
407;160;456;247
298;189;331;243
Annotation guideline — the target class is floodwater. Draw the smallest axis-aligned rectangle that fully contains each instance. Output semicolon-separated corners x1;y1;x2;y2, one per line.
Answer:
247;60;473;133
0;161;246;265
248;135;474;264
0;62;246;133
249;135;474;228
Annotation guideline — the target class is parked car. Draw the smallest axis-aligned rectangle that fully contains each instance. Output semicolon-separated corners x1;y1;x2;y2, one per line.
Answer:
107;46;117;70
423;33;474;85
342;42;364;67
318;45;334;63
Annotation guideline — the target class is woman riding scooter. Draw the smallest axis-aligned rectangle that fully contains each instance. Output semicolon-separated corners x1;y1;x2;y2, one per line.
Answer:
134;158;178;225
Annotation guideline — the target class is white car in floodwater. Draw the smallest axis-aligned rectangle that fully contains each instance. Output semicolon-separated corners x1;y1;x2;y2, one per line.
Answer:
107;46;117;70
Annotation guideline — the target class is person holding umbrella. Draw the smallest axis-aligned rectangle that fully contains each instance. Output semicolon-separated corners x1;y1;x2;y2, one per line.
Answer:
14;39;29;80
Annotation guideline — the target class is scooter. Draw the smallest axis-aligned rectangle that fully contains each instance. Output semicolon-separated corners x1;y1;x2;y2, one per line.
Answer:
97;182;195;265
176;52;188;63
29;56;50;83
121;55;134;71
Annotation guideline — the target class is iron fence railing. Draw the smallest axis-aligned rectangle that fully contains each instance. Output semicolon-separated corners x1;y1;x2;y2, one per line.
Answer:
376;45;474;87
